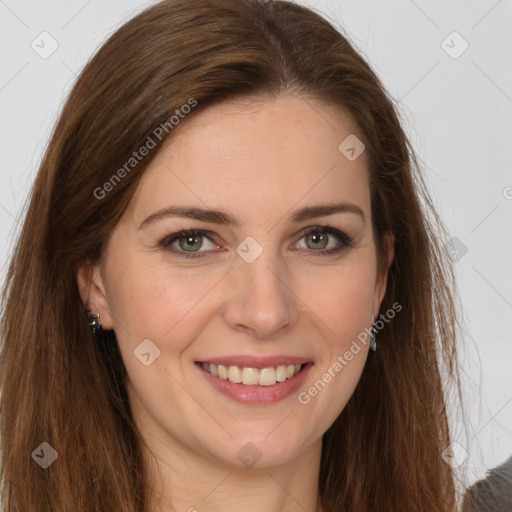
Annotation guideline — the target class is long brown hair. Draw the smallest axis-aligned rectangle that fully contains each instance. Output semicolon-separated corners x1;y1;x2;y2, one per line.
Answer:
0;0;463;510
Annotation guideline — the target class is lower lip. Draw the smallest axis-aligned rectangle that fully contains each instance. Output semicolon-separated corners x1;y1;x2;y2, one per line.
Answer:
196;362;314;405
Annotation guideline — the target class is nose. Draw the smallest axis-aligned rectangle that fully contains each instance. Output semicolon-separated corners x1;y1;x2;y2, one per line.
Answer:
222;247;299;340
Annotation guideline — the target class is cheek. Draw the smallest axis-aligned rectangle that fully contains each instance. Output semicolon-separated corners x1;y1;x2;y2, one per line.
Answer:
104;258;205;406
301;260;378;346
104;252;221;359
295;259;376;421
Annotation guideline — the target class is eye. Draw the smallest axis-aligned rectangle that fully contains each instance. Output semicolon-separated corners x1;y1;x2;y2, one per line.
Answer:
160;229;220;258
159;226;354;259
293;226;353;256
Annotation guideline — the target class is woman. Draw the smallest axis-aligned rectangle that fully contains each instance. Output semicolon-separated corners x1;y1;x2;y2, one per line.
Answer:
0;0;463;510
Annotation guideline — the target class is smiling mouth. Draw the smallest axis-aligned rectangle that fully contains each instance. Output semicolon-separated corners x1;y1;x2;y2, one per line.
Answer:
198;362;306;386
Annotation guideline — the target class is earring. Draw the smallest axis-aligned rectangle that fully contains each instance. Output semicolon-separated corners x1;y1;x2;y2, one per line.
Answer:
369;323;378;351
88;312;102;334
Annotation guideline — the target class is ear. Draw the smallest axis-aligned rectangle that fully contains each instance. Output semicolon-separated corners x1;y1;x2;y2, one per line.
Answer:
373;231;395;318
76;261;114;330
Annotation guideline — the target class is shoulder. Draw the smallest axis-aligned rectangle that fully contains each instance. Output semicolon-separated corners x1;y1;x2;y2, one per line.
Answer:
462;455;512;511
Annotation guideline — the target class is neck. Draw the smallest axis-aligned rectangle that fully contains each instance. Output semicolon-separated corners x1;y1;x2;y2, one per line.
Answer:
142;428;324;512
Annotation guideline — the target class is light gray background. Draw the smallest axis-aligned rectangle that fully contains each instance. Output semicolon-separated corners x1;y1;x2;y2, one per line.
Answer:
1;0;511;489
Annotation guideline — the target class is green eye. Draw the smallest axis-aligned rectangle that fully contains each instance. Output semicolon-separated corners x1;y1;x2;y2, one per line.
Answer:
295;226;353;255
160;226;353;259
161;229;219;258
304;229;329;250
177;234;204;252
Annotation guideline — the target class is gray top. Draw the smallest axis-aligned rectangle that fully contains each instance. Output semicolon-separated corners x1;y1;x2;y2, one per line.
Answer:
462;455;512;512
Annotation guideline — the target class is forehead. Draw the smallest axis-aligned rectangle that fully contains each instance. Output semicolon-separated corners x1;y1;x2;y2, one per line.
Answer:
128;93;370;224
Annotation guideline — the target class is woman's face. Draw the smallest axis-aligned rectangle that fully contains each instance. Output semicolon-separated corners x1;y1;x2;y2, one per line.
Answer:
80;93;391;469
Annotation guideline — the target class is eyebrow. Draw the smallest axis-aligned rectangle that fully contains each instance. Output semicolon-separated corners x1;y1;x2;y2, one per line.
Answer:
137;201;365;230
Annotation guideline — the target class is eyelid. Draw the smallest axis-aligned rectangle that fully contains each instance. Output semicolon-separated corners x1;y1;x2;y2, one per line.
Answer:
294;224;353;245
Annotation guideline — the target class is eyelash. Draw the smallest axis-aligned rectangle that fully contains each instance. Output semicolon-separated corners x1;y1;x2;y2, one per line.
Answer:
159;226;354;259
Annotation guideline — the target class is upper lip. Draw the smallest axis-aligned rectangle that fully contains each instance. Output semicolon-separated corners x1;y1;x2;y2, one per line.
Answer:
196;355;313;369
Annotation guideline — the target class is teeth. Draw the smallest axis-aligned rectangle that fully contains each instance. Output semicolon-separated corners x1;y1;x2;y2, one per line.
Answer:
276;365;287;382
228;365;242;383
258;367;276;386
241;367;259;385
218;364;228;380
203;363;303;386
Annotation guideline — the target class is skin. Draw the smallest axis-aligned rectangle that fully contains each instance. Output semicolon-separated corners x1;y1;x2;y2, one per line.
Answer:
77;93;394;512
